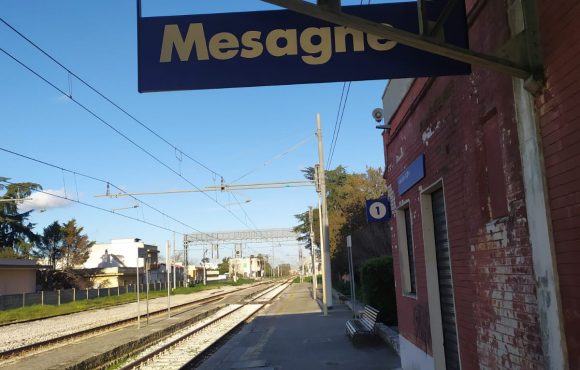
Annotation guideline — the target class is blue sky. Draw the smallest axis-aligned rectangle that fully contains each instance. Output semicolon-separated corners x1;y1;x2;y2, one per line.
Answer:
0;0;391;266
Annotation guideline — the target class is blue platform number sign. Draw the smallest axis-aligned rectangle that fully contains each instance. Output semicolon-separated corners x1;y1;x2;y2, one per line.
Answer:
397;154;425;195
137;2;469;92
366;198;391;223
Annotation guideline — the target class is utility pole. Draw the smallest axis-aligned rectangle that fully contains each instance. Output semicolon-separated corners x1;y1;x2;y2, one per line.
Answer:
136;256;140;328
272;245;276;278
173;232;176;289
316;113;333;311
317;194;328;315
299;246;303;283
309;206;318;299
145;253;150;325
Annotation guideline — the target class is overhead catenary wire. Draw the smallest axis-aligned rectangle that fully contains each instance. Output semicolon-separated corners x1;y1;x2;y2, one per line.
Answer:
0;46;259;234
0;16;314;254
1;179;184;236
0;20;284;243
0;17;223;179
230;134;314;184
0;146;217;240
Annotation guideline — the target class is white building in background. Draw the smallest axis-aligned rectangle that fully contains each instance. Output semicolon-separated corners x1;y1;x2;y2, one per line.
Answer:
80;238;160;288
83;238;158;269
229;256;264;278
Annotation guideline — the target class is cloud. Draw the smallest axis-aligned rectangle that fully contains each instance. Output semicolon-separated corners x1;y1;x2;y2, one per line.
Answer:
18;189;74;213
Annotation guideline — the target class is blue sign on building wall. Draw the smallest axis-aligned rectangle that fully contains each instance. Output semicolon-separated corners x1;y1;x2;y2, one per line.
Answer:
397;154;425;195
137;3;469;92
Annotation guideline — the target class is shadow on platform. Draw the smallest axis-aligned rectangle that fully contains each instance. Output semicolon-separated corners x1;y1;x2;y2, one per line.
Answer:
196;283;401;370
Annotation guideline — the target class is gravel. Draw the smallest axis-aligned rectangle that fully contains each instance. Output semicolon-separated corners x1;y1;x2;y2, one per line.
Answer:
0;285;247;353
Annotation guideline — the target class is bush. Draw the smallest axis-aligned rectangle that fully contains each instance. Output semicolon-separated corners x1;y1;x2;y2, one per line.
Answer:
292;276;314;283
333;279;351;296
360;256;397;325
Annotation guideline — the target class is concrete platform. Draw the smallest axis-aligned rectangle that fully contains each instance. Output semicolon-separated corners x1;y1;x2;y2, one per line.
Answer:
198;283;401;370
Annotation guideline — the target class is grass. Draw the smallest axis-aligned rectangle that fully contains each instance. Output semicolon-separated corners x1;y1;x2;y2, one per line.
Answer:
0;279;256;325
292;275;321;284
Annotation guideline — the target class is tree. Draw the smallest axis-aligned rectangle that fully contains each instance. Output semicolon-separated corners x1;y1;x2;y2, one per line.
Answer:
294;166;390;278
218;257;230;274
293;210;319;249
278;263;292;276
61;219;94;269
36;221;63;270
256;254;272;277
0;178;41;258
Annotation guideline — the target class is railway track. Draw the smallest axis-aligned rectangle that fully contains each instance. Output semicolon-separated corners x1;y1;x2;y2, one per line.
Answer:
116;281;291;370
0;281;276;363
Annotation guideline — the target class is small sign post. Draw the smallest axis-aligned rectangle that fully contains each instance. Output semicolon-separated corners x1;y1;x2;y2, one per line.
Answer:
166;241;171;318
347;235;357;318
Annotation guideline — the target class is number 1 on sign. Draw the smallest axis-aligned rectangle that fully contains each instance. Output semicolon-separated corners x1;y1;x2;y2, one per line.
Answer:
369;202;387;219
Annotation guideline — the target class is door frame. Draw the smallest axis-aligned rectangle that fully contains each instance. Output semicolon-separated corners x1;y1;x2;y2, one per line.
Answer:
420;179;461;370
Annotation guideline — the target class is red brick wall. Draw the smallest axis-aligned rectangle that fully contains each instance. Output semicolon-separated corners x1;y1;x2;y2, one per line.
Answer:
537;1;580;367
384;1;545;368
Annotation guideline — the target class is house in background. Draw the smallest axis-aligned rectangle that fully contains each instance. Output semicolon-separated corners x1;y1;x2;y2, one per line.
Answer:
0;259;45;294
229;256;264;278
80;238;160;288
83;238;158;269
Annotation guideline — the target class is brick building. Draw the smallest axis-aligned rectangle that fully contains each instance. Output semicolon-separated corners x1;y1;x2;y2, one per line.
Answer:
536;0;580;367
380;0;577;369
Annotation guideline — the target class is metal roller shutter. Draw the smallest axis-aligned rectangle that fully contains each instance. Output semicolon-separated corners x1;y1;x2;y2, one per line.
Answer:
431;188;460;369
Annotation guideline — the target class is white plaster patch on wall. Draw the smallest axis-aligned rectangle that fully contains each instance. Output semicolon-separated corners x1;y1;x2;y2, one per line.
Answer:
387;184;396;210
395;146;405;164
421;121;441;145
485;219;508;246
400;335;435;370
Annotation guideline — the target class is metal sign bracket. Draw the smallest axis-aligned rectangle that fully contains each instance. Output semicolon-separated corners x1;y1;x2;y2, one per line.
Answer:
261;0;543;84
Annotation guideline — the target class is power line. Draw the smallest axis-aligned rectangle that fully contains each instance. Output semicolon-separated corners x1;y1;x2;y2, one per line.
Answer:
0;46;259;233
0;146;218;240
0;17;223;179
230;134;314;183
326;0;371;169
327;82;351;168
327;82;347;167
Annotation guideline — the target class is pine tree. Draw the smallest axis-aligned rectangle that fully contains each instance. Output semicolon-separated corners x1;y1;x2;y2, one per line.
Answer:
61;219;94;269
0;177;41;258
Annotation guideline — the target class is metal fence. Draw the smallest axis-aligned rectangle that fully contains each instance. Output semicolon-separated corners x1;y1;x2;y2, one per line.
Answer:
0;281;184;311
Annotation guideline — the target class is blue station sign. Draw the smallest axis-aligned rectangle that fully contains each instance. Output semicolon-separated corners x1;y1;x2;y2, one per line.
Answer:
397;154;425;195
366;198;391;223
137;2;469;92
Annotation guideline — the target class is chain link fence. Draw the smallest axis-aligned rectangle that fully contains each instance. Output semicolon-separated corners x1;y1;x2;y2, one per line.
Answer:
0;281;184;311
